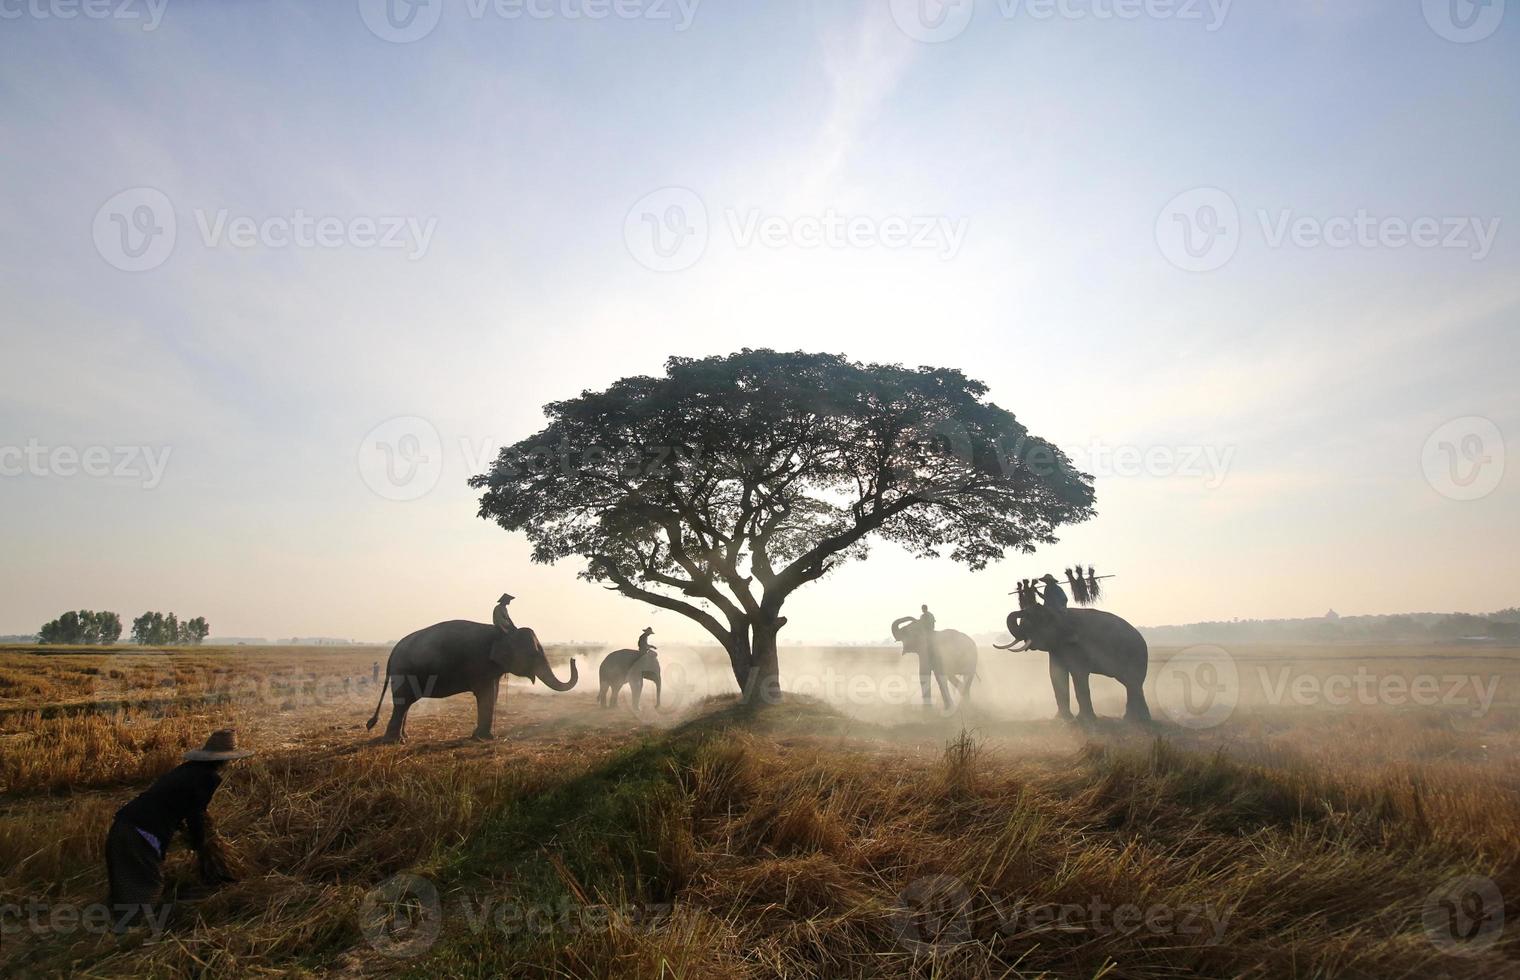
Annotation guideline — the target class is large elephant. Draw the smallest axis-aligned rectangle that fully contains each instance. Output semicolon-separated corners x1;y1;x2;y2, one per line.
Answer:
365;620;577;742
995;607;1149;723
597;648;661;712
890;617;978;709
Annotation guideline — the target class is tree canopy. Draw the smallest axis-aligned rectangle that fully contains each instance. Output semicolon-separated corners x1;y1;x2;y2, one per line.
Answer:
129;612;210;646
472;349;1095;698
38;610;122;645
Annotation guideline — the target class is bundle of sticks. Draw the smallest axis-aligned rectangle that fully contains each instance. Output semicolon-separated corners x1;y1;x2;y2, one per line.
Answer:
1011;566;1114;606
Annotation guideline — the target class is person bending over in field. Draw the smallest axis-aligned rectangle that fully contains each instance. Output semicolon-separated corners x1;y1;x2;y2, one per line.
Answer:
105;729;250;930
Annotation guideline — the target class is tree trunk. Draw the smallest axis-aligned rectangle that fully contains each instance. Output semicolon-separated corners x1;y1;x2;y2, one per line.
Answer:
741;620;782;705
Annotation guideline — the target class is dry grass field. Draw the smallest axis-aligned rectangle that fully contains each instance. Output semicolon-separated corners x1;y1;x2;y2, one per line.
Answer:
1;642;1517;978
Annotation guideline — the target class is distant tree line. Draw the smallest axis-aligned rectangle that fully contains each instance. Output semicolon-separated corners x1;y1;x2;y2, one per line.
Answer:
131;612;211;646
37;610;123;645
1144;609;1520;646
33;610;211;645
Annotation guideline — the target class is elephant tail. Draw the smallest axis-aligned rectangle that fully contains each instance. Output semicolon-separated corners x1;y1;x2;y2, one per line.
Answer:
365;652;394;730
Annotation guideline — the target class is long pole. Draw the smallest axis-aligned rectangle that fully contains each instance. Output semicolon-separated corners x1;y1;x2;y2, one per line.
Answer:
1008;574;1116;596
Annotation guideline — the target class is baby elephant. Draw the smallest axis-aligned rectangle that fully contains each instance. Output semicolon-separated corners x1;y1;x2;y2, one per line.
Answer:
597;648;661;712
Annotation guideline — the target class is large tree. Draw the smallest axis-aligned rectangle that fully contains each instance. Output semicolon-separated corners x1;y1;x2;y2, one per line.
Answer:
471;350;1094;701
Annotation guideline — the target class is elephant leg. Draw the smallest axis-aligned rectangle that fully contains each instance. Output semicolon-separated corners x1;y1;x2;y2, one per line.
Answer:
1049;659;1074;721
381;684;413;743
1125;682;1152;723
959;671;974;702
1072;671;1096;721
597;681;608;707
610;681;622;707
471;677;500;741
629;674;643;713
918;668;933;707
933;667;954;709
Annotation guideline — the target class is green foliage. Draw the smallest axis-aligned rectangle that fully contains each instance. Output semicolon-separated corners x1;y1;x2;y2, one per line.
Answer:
129;611;211;645
36;609;122;645
472;349;1094;688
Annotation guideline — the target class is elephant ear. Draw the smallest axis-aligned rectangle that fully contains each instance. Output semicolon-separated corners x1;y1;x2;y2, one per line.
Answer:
489;628;533;676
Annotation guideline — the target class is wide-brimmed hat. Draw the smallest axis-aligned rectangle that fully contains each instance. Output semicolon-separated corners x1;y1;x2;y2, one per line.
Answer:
1040;573;1060;583
499;593;515;603
184;729;253;761
641;626;654;634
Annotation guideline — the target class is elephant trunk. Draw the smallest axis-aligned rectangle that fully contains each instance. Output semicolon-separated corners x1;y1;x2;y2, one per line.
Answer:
654;673;661;708
536;656;578;691
890;616;915;641
996;610;1029;652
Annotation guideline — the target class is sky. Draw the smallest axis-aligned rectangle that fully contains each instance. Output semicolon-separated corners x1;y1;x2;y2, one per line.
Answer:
0;0;1516;644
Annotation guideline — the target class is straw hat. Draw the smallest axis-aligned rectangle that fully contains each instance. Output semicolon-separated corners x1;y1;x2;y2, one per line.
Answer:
184;729;254;761
499;593;515;604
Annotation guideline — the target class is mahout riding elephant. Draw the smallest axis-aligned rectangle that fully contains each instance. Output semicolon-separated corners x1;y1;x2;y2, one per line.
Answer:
890;616;978;709
597;648;661;712
365;620;577;742
994;607;1149;723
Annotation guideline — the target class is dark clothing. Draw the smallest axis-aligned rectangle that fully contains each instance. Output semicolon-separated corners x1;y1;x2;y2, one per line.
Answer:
105;818;164;913
115;761;222;853
493;600;516;634
918;611;938;667
637;635;656;656
1042;582;1069;609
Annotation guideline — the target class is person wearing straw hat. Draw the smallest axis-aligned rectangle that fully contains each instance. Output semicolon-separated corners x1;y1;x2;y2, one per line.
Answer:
1039;573;1069;610
493;592;517;633
105;729;251;927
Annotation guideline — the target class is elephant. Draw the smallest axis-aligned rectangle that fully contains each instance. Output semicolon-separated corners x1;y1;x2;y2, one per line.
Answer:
994;606;1149;723
597;648;661;712
890;616;978;709
365;620;577;742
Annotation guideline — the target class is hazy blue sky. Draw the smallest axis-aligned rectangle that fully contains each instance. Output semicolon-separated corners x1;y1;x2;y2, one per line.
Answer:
1;0;1515;643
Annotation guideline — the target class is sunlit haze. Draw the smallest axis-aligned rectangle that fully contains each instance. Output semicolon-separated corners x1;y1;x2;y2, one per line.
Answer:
2;0;1515;644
